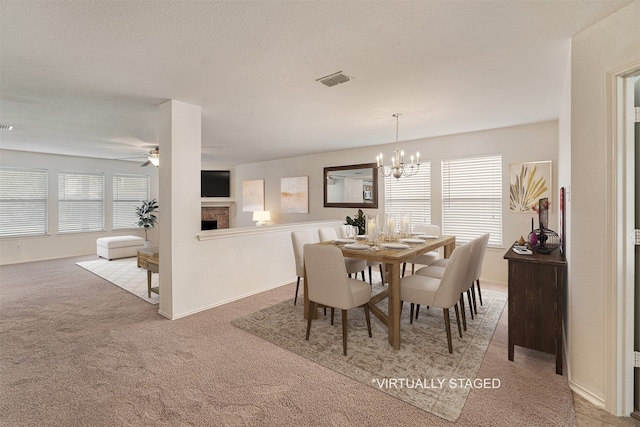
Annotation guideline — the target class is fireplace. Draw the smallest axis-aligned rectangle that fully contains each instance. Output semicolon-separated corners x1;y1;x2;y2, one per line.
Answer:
201;206;229;229
201;220;218;231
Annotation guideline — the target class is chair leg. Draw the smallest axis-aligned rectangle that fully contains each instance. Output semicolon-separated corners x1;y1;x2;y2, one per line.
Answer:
368;266;373;285
467;289;475;320
470;284;478;314
415;304;420;319
409;303;414;324
306;301;315;340
364;304;372;337
476;279;483;306
459;294;467;331
342;309;348;356
361;270;366;282
443;308;453;354
331;307;335;325
454;303;462;338
402;262;407;277
379;265;384;284
294;277;300;305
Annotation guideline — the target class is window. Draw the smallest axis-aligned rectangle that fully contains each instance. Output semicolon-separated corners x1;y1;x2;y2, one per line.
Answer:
58;172;104;233
442;155;502;247
0;167;48;237
384;162;431;225
113;174;150;229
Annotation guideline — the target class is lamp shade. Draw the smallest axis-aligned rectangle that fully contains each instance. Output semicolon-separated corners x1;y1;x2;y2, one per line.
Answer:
252;211;271;225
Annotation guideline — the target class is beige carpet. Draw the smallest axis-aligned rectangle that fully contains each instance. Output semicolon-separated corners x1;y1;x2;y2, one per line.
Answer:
232;286;507;422
1;256;578;426
76;257;158;304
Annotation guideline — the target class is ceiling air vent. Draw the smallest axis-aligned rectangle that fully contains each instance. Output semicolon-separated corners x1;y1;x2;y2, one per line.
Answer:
0;124;14;130
316;71;350;87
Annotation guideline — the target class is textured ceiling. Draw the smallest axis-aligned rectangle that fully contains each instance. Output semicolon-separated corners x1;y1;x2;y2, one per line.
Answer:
0;1;632;165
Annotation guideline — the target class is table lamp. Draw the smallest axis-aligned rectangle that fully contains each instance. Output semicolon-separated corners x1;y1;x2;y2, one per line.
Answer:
252;210;271;226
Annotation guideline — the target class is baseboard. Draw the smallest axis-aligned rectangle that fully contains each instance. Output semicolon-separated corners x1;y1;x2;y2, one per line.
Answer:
569;380;606;409
157;278;296;320
480;279;507;288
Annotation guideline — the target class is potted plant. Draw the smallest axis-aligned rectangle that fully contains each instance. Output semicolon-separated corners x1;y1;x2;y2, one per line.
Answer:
345;209;366;235
136;199;158;246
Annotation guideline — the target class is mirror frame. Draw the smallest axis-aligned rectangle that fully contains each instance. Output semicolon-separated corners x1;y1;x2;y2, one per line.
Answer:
323;162;378;208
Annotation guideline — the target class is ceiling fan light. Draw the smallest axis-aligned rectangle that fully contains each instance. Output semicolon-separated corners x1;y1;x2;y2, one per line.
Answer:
148;156;159;167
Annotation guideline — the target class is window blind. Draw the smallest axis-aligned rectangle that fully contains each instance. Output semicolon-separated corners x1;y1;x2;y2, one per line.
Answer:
384;162;431;226
442;155;502;247
0;167;48;237
113;174;149;229
58;172;104;233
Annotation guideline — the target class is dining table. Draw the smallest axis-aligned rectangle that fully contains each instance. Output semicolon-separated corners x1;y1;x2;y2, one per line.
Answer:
303;234;456;350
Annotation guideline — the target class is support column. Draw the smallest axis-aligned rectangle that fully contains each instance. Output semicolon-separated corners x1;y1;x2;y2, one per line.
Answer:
158;100;202;319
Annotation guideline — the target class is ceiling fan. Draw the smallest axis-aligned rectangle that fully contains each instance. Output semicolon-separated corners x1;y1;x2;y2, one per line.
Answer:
140;146;159;167
116;146;159;167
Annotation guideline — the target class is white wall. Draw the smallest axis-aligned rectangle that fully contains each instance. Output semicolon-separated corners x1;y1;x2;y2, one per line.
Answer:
570;0;640;413
234;120;560;285
0;149;159;265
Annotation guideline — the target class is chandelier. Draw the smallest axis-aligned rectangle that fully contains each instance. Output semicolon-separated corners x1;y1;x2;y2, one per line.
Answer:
376;113;420;179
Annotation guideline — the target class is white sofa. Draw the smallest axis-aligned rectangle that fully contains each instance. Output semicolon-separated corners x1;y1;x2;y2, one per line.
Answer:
96;236;145;260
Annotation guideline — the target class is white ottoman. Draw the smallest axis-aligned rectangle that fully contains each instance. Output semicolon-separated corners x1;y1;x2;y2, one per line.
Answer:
97;236;145;260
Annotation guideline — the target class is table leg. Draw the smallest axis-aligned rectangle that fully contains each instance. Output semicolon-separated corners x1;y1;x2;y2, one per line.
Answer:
444;240;455;258
387;263;401;350
147;269;152;298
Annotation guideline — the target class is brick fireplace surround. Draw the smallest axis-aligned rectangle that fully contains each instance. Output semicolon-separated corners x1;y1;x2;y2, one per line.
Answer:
201;207;229;229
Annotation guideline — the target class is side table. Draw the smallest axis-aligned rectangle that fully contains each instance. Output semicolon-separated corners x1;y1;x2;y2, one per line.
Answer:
504;244;566;375
137;246;159;298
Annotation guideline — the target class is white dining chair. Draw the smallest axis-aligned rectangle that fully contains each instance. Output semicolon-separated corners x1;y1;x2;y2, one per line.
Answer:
400;240;474;353
304;244;372;355
425;233;489;311
415;234;488;329
318;227;367;281
341;225;383;285
290;230;318;305
402;224;441;277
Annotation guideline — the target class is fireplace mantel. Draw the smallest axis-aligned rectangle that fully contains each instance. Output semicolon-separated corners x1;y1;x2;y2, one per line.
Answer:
201;198;235;207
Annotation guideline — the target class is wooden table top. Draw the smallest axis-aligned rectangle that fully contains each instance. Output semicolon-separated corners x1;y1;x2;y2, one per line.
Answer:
319;235;456;264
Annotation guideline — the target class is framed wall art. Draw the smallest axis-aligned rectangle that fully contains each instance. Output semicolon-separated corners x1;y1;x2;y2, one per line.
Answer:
242;179;264;212
508;161;552;213
281;176;308;214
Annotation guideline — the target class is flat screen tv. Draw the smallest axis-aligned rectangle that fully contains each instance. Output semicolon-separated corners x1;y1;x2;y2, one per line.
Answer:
201;170;230;198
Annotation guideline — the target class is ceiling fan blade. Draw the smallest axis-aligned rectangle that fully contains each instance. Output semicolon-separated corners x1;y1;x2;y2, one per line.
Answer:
140;160;151;167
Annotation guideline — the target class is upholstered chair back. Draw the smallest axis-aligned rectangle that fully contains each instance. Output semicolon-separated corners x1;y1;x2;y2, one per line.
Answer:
304;244;355;310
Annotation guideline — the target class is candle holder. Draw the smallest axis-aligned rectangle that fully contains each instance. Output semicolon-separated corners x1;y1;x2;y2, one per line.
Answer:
365;215;378;244
384;214;397;241
400;213;411;238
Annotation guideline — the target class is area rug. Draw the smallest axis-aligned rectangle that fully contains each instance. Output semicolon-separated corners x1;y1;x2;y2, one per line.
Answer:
232;286;507;422
76;258;158;304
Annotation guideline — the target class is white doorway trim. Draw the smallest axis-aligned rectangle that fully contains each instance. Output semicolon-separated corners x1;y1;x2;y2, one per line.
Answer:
605;59;640;416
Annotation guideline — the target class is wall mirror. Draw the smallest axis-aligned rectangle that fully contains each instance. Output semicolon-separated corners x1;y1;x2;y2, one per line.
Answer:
324;163;378;208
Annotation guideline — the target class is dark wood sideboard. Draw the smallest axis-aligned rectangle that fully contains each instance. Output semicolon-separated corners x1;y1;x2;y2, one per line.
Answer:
503;244;567;375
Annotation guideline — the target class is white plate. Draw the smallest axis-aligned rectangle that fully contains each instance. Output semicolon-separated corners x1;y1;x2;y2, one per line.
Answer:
344;243;370;250
401;238;426;244
415;234;438;239
334;238;356;244
381;243;410;250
